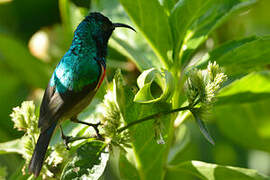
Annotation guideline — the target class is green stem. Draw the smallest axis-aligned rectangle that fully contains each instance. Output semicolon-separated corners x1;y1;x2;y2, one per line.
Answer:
117;106;190;133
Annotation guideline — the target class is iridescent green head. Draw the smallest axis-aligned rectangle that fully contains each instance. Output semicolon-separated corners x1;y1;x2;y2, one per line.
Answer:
86;12;135;41
74;12;135;57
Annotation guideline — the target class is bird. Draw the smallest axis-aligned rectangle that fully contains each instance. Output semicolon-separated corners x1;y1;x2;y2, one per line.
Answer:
28;12;135;177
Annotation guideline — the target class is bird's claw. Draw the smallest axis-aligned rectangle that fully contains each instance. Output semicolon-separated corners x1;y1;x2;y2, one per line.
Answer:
60;125;71;150
63;136;72;150
70;118;103;139
91;122;102;138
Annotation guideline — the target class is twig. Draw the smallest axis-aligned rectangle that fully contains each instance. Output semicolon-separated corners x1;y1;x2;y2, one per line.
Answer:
117;106;191;133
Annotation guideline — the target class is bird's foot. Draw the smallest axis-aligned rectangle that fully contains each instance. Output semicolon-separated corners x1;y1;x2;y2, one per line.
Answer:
89;122;103;139
71;117;103;140
63;136;72;150
60;126;71;150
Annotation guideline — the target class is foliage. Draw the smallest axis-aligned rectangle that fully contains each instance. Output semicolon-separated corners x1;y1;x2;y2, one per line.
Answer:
0;166;7;180
0;0;270;180
61;141;109;180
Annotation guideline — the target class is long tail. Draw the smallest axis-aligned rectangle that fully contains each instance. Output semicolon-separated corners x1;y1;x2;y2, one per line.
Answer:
28;122;57;177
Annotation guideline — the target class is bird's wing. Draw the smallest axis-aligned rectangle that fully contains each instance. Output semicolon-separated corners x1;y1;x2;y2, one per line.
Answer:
38;56;105;133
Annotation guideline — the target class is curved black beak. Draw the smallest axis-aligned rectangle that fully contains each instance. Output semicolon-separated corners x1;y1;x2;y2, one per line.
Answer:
113;23;136;32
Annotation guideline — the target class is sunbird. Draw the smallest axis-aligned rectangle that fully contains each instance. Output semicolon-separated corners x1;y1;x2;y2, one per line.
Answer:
28;12;135;177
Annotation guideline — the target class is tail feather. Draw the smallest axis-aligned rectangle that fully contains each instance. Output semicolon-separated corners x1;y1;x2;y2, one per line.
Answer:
28;122;57;177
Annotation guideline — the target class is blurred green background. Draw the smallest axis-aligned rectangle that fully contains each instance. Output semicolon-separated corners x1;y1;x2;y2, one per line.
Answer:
0;0;270;179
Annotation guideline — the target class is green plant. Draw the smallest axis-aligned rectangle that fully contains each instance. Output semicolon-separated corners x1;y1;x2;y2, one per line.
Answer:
1;0;270;179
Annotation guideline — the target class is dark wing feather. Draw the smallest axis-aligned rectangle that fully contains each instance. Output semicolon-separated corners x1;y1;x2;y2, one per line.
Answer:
38;85;59;131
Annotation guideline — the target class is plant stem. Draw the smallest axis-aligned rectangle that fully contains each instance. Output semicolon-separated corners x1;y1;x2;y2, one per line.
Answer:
117;106;191;133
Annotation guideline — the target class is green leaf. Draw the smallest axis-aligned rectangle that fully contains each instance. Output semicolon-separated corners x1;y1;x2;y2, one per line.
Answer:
0;166;7;180
170;0;256;64
109;37;160;71
191;110;215;145
128;102;172;180
197;36;270;74
0;138;24;155
0;70;26;141
217;71;270;105
134;68;174;103
167;124;190;164
119;0;173;68
9;162;32;180
61;141;109;180
214;98;270;153
113;71;172;180
59;0;72;33
119;153;140;180
166;161;268;180
113;69;136;118
170;0;212;61
181;0;256;64
159;0;178;15
0;34;50;88
59;0;88;34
